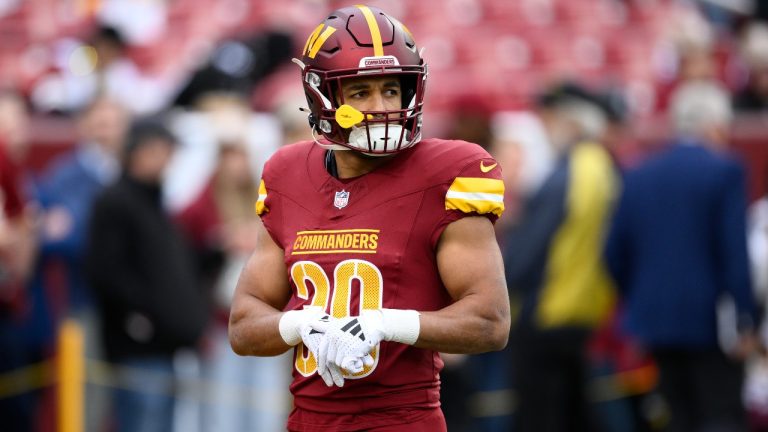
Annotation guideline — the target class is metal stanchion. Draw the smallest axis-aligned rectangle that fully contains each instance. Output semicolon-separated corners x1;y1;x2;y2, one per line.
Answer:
57;319;84;432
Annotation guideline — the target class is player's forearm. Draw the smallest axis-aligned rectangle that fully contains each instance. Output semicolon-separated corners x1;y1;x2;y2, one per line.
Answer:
414;296;510;353
229;298;292;357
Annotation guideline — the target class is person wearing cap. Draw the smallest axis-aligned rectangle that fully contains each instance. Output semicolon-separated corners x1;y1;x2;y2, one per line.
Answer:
502;81;619;431
86;119;209;432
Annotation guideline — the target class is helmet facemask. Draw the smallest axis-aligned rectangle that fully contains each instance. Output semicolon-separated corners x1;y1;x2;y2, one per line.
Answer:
301;63;427;156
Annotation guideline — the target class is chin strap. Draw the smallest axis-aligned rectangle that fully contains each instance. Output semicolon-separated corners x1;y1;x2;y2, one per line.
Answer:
324;150;339;178
311;128;350;151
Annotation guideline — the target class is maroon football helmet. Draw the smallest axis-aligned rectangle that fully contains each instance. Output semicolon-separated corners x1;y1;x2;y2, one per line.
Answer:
295;5;427;155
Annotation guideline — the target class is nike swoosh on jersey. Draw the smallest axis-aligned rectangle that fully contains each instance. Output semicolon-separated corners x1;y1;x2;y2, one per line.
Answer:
480;161;497;173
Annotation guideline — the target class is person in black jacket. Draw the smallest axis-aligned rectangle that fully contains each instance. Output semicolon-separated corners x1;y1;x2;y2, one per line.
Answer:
86;119;208;432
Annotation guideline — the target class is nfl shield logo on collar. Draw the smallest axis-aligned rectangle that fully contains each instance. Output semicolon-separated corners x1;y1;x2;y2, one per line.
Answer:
334;190;350;209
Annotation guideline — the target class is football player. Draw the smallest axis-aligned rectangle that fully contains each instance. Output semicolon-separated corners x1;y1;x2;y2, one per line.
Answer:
229;5;510;431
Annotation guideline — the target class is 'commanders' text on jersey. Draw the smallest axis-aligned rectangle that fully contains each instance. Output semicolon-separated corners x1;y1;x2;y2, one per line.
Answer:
257;138;504;431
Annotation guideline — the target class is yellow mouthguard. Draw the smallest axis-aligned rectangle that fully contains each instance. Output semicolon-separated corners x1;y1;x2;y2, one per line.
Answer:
335;104;373;129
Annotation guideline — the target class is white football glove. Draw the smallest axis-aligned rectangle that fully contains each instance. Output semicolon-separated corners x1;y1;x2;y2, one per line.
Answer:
277;306;326;346
311;309;421;375
312;313;380;377
278;306;345;387
298;317;346;387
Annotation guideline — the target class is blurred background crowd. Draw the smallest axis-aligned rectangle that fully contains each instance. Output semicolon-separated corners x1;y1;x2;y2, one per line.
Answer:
2;0;768;431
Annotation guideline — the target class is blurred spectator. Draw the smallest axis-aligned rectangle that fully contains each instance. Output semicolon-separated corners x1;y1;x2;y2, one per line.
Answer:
97;0;168;46
444;95;495;151
694;0;752;33
164;92;280;213
270;87;314;146
655;4;719;113
749;195;768;310
30;96;129;430
490;111;555;227
174;30;294;109
31;25;171;115
503;82;619;432
734;21;768;112
758;1;768;21
176;139;289;431
0;89;35;314
0;89;37;432
0;142;27;308
606;80;757;432
166;91;287;431
86;119;209;432
0;0;20;18
176;142;260;332
746;189;768;428
33;97;128;319
0;90;31;165
593;86;634;165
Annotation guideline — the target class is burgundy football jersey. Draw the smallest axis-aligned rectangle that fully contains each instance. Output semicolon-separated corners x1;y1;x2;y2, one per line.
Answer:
257;138;504;431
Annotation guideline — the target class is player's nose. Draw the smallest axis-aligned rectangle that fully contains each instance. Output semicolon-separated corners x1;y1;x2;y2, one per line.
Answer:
368;91;388;115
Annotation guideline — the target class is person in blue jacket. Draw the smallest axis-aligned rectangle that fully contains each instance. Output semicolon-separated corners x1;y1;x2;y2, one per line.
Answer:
26;97;129;431
606;80;759;432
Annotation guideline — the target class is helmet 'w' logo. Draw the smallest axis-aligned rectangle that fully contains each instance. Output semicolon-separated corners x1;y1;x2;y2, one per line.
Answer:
303;24;337;59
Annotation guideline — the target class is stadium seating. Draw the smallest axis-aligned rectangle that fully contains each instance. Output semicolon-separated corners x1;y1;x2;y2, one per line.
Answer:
0;0;699;114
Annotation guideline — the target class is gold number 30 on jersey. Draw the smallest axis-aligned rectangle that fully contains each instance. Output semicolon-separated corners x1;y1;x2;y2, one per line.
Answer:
290;259;383;379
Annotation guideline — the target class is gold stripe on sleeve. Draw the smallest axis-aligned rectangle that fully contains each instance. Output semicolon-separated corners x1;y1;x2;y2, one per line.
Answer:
447;177;504;195
255;179;268;215
445;177;505;216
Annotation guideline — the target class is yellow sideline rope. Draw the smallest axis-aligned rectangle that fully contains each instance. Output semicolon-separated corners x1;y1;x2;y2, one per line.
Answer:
0;319;656;425
0;361;53;399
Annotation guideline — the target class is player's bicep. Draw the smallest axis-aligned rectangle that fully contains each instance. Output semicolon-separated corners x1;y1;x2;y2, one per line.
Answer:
231;219;291;314
426;215;509;352
436;216;507;305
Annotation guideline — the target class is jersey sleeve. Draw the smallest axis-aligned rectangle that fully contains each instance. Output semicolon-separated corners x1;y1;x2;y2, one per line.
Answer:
255;178;268;216
444;156;505;220
254;156;284;248
429;154;505;246
253;141;315;250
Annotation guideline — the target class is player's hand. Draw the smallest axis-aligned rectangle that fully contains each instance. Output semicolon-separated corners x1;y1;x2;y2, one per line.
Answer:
278;306;326;346
312;311;385;375
298;313;330;359
298;314;345;387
